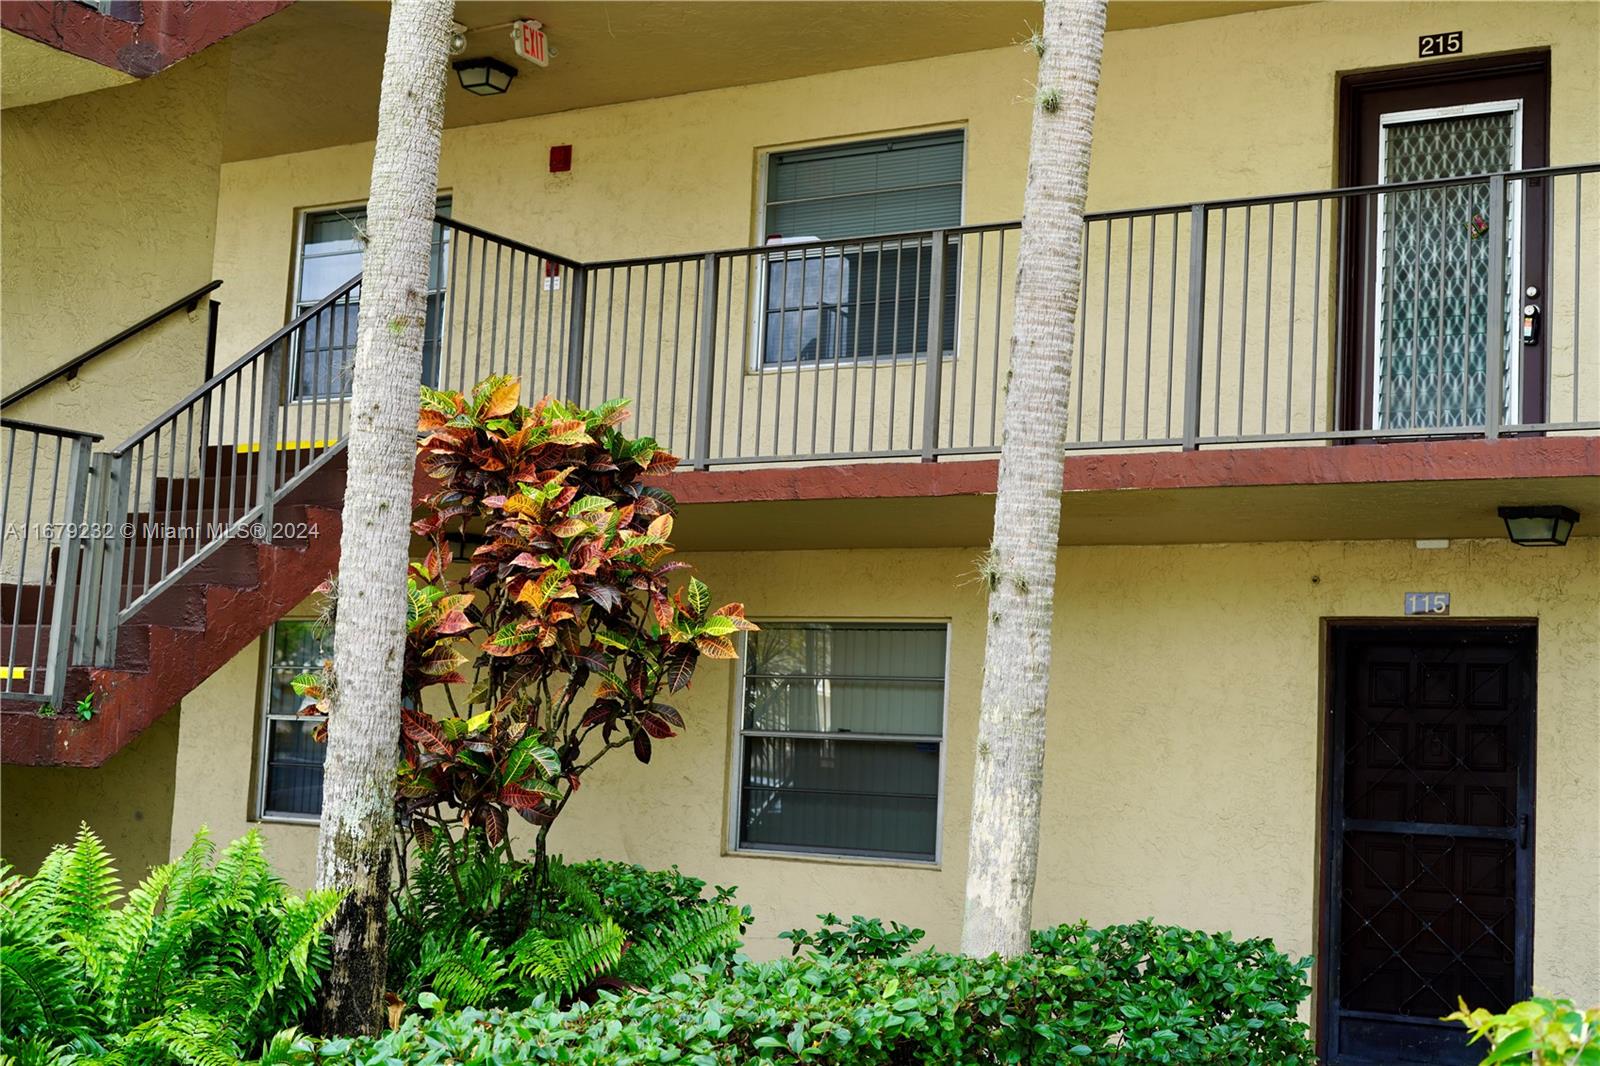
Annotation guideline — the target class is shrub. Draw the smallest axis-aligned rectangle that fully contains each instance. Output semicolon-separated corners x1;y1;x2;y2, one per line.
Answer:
562;858;745;938
1447;996;1600;1064
386;833;749;1012
780;912;926;961
304;381;755;860
284;919;1315;1064
0;826;337;1065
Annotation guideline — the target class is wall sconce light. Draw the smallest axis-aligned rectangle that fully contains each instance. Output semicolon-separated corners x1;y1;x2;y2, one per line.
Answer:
1498;505;1579;547
454;57;517;96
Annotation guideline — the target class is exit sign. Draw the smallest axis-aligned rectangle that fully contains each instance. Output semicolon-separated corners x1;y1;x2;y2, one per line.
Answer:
512;20;549;67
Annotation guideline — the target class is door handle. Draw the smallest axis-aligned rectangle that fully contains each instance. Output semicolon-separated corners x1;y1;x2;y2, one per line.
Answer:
1519;814;1531;849
1522;304;1541;345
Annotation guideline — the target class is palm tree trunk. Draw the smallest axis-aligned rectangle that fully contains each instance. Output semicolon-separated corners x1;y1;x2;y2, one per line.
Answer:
314;0;454;1034
961;0;1105;958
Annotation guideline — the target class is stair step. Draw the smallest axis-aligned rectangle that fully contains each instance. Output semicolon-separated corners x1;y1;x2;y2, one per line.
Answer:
3;449;349;767
1;583;54;625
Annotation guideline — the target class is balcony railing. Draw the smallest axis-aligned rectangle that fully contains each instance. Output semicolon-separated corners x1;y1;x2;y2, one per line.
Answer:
1;419;100;704
3;164;1595;706
441;164;1597;466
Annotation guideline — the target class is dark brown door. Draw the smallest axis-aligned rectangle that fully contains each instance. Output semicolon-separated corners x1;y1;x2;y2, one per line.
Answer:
1324;625;1536;1064
1340;53;1550;433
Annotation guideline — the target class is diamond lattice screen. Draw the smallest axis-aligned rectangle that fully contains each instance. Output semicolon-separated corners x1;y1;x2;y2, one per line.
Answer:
1378;112;1516;429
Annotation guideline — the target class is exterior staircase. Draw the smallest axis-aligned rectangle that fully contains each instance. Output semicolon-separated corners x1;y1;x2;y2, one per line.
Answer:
0;213;580;769
1;451;346;766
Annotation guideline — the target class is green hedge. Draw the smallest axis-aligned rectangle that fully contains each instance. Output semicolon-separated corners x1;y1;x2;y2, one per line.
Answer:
292;920;1315;1065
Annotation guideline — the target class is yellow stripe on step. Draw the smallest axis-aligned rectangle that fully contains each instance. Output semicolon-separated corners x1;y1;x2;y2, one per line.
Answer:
1;666;27;680
234;440;335;453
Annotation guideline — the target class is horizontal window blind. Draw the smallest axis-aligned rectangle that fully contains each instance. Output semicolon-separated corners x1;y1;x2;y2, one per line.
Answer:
765;132;964;241
760;134;963;366
736;623;946;862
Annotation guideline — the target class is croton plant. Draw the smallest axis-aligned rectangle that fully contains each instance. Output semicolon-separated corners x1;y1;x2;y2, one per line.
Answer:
298;377;754;859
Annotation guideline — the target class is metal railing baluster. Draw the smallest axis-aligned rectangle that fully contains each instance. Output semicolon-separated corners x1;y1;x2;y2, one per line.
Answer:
920;231;947;461
691;252;720;470
43;434;92;707
1485;174;1506;440
257;343;283;541
1183;204;1209;451
564;267;587;402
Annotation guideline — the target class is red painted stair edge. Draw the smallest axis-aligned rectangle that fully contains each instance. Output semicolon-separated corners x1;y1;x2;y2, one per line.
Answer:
0;505;344;767
0;453;438;768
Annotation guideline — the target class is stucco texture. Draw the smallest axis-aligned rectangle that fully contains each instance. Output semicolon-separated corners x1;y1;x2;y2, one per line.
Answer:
205;2;1599;460
0;707;179;883
161;536;1600;1002
1;48;225;443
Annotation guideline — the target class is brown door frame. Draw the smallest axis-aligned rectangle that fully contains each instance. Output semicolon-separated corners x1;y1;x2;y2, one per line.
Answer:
1336;51;1552;433
1316;619;1538;1065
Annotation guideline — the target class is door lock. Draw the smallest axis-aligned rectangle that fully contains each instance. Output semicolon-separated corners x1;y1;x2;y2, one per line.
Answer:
1522;303;1541;345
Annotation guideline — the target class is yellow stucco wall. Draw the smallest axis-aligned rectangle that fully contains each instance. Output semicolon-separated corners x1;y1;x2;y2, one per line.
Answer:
161;535;1600;1002
0;49;227;444
2;4;1593;447
0;707;180;884
203;2;1599;461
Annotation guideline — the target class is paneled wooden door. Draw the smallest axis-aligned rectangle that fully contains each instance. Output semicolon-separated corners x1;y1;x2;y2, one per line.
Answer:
1323;624;1535;1064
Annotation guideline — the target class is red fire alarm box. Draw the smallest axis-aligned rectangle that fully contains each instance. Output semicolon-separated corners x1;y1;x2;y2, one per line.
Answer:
549;145;572;173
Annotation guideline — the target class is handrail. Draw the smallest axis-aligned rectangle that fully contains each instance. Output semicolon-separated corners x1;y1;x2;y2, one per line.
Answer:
585;163;1600;267
1;280;223;408
109;274;361;458
0;417;103;443
1085;162;1600;221
587;220;1020;270
435;215;584;270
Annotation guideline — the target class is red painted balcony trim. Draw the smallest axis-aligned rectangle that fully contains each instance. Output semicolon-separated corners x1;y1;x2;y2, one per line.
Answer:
2;1;289;79
661;437;1600;506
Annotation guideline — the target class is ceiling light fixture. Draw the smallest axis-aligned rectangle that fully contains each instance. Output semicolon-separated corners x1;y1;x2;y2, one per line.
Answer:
1497;505;1580;547
453;57;517;96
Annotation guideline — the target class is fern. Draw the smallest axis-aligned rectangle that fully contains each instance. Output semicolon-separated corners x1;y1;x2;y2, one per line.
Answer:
0;863;93;1041
406;928;513;1008
0;826;339;1066
618;902;746;988
387;833;752;1016
508;918;627;1001
540;858;606;923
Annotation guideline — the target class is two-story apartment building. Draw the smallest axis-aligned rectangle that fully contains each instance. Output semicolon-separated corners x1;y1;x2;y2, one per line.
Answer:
3;3;1597;1062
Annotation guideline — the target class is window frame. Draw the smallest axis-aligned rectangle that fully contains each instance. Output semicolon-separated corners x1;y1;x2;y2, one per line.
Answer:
253;619;329;825
287;195;454;400
749;129;967;374
726;619;951;867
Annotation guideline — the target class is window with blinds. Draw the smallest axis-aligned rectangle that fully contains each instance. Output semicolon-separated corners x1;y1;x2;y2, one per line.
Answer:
291;199;452;398
256;621;328;820
734;622;946;862
760;132;963;366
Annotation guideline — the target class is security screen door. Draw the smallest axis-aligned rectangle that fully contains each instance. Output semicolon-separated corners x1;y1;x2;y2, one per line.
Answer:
1324;625;1535;1065
1375;104;1518;429
1343;55;1549;433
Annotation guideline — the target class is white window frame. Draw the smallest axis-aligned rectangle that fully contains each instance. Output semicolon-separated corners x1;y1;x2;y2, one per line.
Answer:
253;619;328;824
749;130;967;374
288;196;454;400
1371;99;1524;430
726;620;950;867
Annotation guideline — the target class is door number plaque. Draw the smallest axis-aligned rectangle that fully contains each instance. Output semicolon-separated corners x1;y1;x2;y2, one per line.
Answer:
1419;31;1464;58
1404;592;1452;616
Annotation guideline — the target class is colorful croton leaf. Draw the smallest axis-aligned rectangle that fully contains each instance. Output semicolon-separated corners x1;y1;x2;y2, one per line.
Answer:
387;378;754;856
